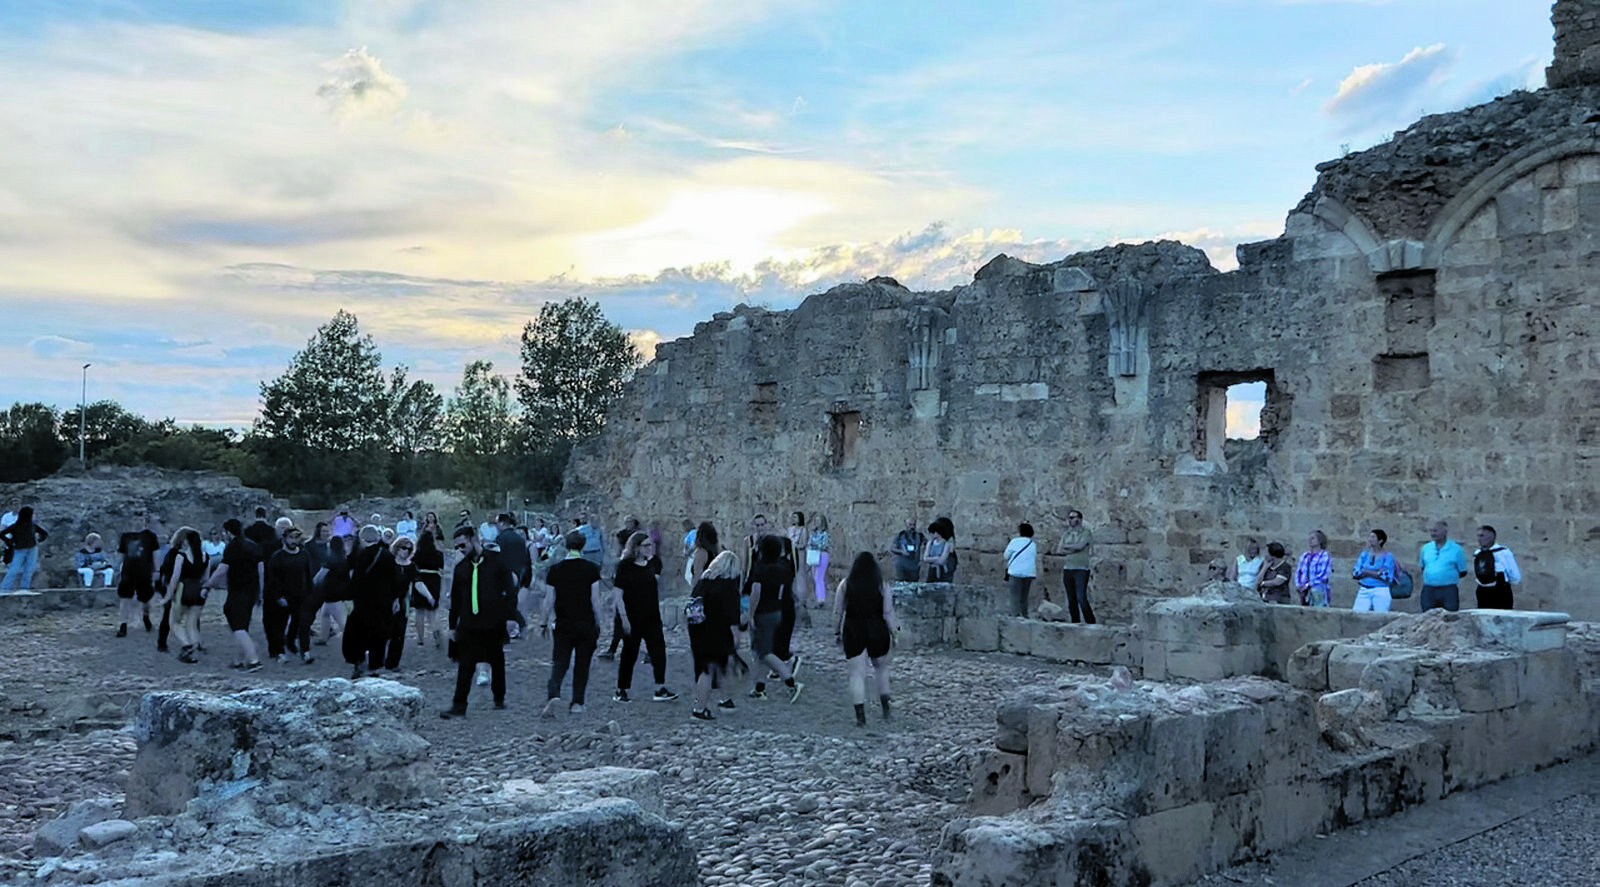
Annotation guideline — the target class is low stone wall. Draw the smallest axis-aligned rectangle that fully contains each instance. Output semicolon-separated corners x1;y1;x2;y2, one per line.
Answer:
0;588;121;618
27;680;697;887
894;582;1135;666
1141;599;1404;682
940;609;1600;887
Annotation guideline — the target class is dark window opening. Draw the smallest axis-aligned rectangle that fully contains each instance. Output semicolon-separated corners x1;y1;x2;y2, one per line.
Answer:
752;382;778;423
827;410;861;469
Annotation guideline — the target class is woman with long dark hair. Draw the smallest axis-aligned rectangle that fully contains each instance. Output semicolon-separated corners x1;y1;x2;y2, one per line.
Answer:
0;506;48;591
834;552;898;726
613;532;676;703
162;528;207;664
413;532;445;647
688;550;743;720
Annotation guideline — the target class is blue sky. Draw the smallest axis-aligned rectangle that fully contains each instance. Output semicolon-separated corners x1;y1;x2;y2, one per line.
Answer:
0;0;1552;427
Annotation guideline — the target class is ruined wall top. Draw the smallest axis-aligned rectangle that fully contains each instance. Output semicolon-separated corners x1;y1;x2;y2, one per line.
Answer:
1291;84;1600;242
1548;0;1600;88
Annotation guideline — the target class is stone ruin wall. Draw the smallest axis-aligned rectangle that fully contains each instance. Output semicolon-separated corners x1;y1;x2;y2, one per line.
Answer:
566;2;1600;622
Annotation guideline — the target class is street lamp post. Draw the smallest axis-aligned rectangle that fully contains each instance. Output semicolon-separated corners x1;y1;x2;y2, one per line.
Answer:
79;363;91;463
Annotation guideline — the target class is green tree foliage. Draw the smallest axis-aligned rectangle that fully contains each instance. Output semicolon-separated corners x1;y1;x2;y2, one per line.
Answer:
250;309;393;500
0;402;68;482
444;359;516;505
104;423;248;475
386;365;444;494
516;298;640;496
58;400;152;460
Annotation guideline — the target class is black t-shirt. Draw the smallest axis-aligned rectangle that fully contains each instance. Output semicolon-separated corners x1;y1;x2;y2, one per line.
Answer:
749;562;792;615
614;559;660;620
546;557;602;631
347;545;399;610
221;537;264;594
495;527;531;578
266;547;314;600
695;576;742;629
843;576;885;625
119;530;158;572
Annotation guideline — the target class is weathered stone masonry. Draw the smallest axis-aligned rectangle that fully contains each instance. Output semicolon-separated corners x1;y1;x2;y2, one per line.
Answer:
567;0;1600;621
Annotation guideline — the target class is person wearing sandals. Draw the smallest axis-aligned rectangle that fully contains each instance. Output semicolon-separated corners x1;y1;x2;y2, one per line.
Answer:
689;550;743;720
835;551;897;726
612;532;677;703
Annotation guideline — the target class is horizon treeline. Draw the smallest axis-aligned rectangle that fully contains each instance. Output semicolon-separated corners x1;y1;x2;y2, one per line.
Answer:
1;299;640;509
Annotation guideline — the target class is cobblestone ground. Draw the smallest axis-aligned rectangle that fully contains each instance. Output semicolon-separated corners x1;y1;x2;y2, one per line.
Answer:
0;604;1087;886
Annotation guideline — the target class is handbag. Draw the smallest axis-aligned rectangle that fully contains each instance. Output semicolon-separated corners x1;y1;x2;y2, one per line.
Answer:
1391;564;1414;599
805;549;822;567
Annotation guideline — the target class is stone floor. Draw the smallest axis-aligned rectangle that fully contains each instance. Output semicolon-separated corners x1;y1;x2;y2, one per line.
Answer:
2;605;1596;887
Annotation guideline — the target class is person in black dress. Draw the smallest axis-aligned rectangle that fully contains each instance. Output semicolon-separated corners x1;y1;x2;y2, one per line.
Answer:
412;532;445;647
344;525;399;679
688;550;743;721
834;552;898;726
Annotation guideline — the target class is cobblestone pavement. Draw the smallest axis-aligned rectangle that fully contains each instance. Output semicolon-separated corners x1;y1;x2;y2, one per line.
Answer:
5;604;1597;887
0;604;1082;887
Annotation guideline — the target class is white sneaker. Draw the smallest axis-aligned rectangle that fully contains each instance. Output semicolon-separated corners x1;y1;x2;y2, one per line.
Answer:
475;669;489;686
569;703;585;714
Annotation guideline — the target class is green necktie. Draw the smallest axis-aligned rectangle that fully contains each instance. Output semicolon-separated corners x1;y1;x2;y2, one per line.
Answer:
471;559;480;615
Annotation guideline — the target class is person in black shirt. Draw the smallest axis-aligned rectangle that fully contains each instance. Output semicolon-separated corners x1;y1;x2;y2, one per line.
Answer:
747;535;803;702
160;528;209;664
412;532;445;647
314;534;351;644
689;550;744;720
539;530;611;717
115;519;160;637
343;525;399;679
612;532;675;703
264;527;314;663
381;536;431;671
243;507;277;554
834;552;899;726
0;506;48;591
493;513;532;640
440;525;516;718
205;518;264;671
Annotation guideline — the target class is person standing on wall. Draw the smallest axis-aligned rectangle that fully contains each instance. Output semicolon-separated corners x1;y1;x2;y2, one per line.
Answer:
1418;520;1468;612
889;517;923;583
1055;510;1094;623
0;507;48;591
1351;529;1397;613
440;525;515;718
1003;523;1038;617
1473;525;1522;610
1295;530;1333;608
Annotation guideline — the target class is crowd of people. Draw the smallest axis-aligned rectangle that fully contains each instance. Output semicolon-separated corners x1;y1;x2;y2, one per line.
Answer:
0;500;1531;726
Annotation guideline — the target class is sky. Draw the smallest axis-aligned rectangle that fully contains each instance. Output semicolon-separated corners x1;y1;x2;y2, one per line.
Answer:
0;0;1552;429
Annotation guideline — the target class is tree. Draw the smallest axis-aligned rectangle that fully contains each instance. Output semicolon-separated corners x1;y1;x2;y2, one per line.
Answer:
58;400;151;461
444;360;516;505
251;309;392;499
386;365;443;494
0;403;68;482
515;298;640;495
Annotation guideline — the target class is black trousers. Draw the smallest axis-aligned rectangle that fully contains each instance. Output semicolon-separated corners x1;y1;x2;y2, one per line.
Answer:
157;599;173;649
263;596;292;657
617;617;666;690
775;602;796;661
548;625;599;704
378;611;407;669
453;627;506;706
343;607;388;669
293;587;326;654
1475;581;1513;610
604;612;625;654
1062;569;1094;624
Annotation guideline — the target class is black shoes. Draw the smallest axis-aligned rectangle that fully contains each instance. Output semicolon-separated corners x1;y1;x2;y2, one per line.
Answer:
439;705;467;719
115;624;127;638
691;708;714;721
613;689;630;703
143;614;153;632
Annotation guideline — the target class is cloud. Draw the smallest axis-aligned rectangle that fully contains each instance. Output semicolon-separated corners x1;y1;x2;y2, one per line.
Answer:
1325;44;1455;132
28;335;93;359
317;47;407;116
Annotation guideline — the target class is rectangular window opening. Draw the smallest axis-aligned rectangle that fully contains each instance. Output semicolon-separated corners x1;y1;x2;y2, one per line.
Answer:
827;410;861;469
1194;370;1284;470
1225;381;1266;440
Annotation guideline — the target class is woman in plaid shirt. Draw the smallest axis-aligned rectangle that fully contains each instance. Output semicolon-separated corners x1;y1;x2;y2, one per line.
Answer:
1295;530;1333;607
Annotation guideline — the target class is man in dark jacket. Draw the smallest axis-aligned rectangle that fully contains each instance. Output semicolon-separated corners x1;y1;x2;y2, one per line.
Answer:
440;525;516;718
343;524;399;679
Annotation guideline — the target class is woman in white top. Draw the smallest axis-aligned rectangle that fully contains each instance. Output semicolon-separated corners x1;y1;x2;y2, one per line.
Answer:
1229;539;1264;594
1003;523;1038;616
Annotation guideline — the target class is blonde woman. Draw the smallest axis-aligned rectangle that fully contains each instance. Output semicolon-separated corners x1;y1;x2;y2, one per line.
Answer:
689;550;743;720
162;528;207;664
806;513;831;607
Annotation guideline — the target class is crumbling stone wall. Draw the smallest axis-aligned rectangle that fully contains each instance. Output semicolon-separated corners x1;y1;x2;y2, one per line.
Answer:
566;2;1599;620
1548;0;1600;88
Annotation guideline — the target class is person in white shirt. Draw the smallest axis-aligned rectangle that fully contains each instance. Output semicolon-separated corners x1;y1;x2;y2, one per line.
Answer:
1003;523;1039;616
1473;525;1522;610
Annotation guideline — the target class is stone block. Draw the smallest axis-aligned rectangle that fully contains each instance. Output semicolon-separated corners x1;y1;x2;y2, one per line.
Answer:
1359;655;1418;713
1144;714;1206;813
937;817;1135;887
1316;689;1386;751
1029;622;1120;664
958;617;1000;652
1468;609;1570;652
1407;658;1460;715
1391;738;1447;808
1286;641;1334;691
1452;655;1521;712
1202;704;1265;798
546;767;665;818
1327;644;1390;691
1259;780;1336;852
1025;706;1064;798
970;751;1030;816
1130;801;1214;884
995;691;1060;754
1143;640;1171;682
33;798;119;855
1208;790;1263;868
79;820;138;848
1163;644;1230;682
1520;648;1578;707
999;617;1032;654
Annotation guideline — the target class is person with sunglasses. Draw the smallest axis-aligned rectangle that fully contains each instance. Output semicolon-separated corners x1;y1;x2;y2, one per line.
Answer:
440;526;516;718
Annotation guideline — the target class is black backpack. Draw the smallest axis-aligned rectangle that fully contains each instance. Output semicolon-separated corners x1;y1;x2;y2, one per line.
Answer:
1474;547;1500;584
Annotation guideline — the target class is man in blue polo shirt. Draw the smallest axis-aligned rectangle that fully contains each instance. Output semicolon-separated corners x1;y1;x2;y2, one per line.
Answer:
1418;520;1468;612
